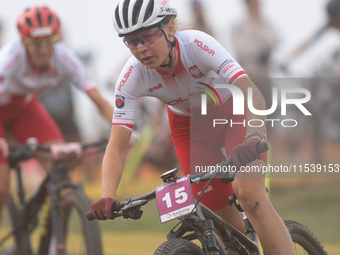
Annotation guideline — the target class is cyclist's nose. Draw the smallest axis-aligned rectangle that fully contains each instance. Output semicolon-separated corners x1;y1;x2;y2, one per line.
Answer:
135;39;147;50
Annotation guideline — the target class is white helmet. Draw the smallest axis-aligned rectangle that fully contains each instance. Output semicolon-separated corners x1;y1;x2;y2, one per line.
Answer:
113;0;177;37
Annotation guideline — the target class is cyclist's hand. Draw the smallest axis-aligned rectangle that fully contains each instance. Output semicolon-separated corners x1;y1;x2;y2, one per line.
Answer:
91;197;118;220
232;138;261;169
0;138;8;158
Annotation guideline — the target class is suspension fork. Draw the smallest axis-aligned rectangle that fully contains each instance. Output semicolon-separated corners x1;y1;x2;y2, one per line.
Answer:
243;212;261;255
11;166;33;255
46;180;66;255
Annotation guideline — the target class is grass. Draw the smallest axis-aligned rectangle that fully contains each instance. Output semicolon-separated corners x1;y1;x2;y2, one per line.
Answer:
270;180;340;245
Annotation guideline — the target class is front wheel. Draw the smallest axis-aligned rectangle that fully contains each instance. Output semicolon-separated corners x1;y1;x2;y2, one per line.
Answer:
154;238;205;255
58;189;103;255
285;220;327;255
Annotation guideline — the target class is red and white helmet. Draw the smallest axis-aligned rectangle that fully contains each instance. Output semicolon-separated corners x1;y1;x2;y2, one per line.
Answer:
113;0;177;37
17;5;60;40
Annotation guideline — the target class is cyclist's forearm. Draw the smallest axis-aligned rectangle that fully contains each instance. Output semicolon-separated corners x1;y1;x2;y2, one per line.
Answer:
87;88;114;123
101;141;127;199
97;101;114;123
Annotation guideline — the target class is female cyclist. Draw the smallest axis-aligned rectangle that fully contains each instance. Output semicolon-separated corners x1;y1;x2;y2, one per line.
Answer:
91;0;295;254
0;5;113;223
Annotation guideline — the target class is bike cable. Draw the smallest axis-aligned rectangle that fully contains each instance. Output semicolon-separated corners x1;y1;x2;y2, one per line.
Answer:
169;173;216;236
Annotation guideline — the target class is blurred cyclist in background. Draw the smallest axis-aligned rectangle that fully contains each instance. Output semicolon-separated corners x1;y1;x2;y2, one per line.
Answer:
0;5;113;222
91;0;295;254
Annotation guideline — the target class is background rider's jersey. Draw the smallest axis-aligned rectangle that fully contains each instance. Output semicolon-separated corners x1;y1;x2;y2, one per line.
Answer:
0;41;97;105
113;30;247;130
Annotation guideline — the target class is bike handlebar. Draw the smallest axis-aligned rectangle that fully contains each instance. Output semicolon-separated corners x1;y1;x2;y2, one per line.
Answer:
7;138;108;165
86;140;269;221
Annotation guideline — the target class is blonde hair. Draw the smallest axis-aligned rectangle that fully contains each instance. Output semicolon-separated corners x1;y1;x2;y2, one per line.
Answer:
173;18;190;33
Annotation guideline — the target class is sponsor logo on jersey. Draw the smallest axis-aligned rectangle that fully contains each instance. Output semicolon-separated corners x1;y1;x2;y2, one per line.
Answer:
116;94;125;109
196;82;222;106
189;65;204;79
118;66;134;92
149;83;163;93
217;59;234;74
197;185;213;196
162;0;169;6
194;39;215;56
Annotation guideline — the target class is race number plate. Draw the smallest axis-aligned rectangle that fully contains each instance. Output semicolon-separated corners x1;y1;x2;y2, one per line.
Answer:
156;176;195;223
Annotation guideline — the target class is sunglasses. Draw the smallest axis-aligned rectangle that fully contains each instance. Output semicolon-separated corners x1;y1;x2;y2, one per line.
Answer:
23;34;61;47
123;26;165;50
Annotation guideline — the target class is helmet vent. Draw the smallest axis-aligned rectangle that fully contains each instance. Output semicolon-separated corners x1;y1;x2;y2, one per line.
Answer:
36;8;42;26
25;18;33;27
123;0;131;28
144;0;154;23
132;0;143;26
115;6;123;29
48;14;52;25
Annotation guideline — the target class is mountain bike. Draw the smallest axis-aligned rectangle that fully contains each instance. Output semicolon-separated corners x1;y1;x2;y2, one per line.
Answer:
86;141;327;255
0;138;107;255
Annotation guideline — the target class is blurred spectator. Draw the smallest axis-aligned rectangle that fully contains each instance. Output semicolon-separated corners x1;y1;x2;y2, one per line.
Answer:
189;0;214;36
231;0;278;137
231;0;277;104
327;0;340;29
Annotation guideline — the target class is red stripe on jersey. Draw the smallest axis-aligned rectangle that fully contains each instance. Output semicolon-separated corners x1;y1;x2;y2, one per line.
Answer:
112;123;134;129
226;67;242;79
112;118;134;121
229;71;247;84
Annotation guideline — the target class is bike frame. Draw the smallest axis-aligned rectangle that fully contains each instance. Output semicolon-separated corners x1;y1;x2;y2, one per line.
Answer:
6;158;85;255
102;183;261;255
168;201;261;255
86;141;269;255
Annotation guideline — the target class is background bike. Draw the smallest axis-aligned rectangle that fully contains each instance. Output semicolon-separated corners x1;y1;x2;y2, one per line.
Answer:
87;141;327;255
0;138;107;255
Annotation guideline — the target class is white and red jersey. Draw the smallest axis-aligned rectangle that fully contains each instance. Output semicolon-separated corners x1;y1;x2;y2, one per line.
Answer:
0;41;97;105
113;30;247;130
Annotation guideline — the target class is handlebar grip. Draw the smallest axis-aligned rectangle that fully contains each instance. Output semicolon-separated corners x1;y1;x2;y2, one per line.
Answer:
256;140;269;154
86;211;95;221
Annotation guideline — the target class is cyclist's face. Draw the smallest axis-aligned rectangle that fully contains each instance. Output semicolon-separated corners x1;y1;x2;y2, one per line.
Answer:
125;21;176;69
23;35;59;69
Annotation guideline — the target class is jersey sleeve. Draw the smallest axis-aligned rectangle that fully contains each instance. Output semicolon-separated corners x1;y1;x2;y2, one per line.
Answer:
57;43;97;92
190;31;247;84
112;58;144;131
0;43;23;98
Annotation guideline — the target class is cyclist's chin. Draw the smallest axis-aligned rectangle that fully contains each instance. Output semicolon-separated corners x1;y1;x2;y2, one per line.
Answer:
141;59;158;69
31;58;51;69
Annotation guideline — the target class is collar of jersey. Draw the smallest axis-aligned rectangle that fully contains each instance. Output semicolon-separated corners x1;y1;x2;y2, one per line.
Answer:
155;37;181;76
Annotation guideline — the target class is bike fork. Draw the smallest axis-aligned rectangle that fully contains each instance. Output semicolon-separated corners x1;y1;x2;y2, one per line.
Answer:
46;182;66;255
243;212;261;255
203;219;227;255
14;167;33;255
